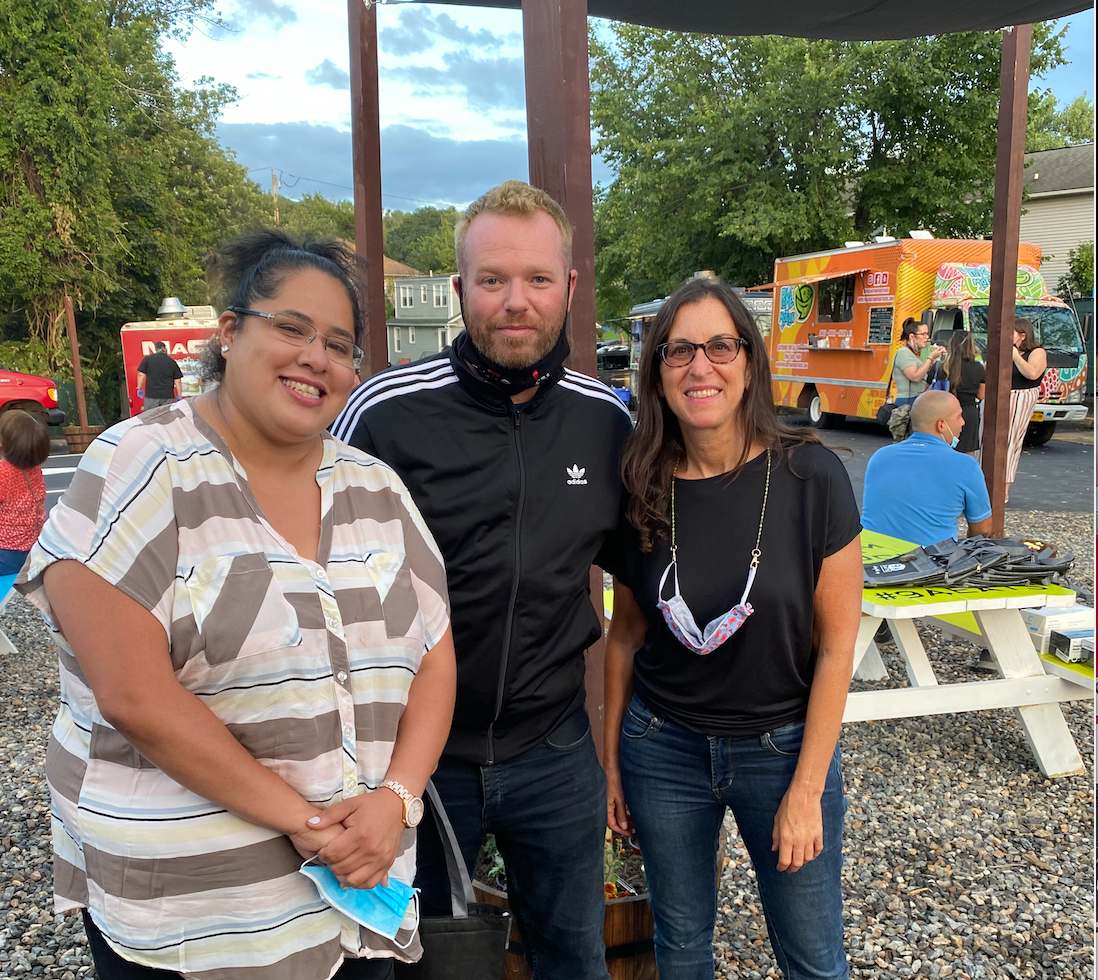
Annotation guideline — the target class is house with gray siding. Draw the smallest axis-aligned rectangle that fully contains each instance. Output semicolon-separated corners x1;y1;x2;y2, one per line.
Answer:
1020;143;1094;291
389;275;465;365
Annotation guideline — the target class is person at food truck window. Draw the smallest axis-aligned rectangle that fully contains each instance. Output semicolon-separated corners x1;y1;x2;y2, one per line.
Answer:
892;319;946;406
136;340;184;410
862;390;992;547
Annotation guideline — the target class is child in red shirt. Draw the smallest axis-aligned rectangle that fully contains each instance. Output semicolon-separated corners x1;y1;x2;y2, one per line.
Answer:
0;410;50;575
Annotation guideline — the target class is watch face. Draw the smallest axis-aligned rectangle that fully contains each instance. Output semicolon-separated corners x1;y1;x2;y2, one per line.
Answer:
406;797;424;828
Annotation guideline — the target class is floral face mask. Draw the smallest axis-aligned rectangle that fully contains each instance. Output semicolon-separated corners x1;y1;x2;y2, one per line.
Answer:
657;450;771;656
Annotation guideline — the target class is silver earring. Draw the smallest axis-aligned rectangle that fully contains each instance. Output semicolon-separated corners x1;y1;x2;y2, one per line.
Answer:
221;345;229;352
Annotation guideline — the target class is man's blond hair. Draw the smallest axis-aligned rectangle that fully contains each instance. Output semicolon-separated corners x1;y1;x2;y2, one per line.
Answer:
455;180;573;276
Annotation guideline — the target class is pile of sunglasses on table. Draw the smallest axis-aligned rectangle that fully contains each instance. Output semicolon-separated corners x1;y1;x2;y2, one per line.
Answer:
864;536;1075;590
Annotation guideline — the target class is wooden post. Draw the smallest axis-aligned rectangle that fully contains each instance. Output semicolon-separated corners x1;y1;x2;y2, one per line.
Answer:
522;0;597;379
982;24;1032;534
63;295;89;429
347;0;388;378
522;0;605;755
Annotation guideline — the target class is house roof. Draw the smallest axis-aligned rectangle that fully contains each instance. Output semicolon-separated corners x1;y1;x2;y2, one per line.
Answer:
384;256;423;277
1024;144;1095;195
432;0;1089;41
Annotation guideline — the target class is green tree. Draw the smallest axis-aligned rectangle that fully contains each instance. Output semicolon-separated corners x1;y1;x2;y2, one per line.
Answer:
590;23;1067;322
1027;91;1095;150
384;207;460;274
0;0;269;420
1057;242;1094;298
280;193;357;242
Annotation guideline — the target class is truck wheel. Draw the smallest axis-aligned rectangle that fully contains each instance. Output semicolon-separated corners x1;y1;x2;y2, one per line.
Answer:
806;392;843;429
0;402;50;427
1023;421;1055;447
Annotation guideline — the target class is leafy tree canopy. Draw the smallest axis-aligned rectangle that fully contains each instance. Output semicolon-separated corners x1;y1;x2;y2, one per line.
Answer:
383;206;460;275
590;23;1068;322
1027;91;1095;150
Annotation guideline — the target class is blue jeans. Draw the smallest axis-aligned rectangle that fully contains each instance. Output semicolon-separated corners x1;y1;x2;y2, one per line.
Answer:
415;708;610;980
619;695;848;980
0;548;28;575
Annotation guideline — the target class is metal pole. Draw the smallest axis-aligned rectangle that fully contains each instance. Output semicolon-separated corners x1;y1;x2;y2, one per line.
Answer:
348;0;388;378
522;0;604;754
982;24;1032;535
63;295;89;429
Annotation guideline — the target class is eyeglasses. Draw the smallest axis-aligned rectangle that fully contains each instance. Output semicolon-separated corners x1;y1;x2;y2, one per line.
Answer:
227;307;363;369
657;337;748;368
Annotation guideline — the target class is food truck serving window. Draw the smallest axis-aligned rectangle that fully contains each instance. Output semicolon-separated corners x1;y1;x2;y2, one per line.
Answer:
817;276;856;323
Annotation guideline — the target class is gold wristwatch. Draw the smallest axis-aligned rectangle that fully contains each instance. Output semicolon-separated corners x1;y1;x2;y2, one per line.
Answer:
381;779;424;828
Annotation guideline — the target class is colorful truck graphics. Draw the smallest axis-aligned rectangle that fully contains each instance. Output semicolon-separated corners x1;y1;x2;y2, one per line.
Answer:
770;239;1087;436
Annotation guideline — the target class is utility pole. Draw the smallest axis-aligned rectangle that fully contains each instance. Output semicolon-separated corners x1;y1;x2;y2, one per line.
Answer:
272;169;280;225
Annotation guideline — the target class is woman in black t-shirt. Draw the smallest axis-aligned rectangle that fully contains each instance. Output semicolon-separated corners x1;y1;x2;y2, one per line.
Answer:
604;278;862;980
1005;317;1047;502
942;331;985;455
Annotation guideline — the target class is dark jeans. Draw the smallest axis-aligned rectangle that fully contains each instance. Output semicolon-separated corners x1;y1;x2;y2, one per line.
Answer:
82;910;395;980
415;708;610;980
619;696;848;980
0;548;28;576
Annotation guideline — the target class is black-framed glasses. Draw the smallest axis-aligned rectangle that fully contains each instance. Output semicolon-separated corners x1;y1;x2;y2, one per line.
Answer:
657;337;748;368
227;307;363;369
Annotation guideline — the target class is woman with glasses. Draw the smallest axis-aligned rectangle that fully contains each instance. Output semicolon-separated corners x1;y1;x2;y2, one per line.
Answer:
887;319;946;440
17;231;456;980
604;277;862;980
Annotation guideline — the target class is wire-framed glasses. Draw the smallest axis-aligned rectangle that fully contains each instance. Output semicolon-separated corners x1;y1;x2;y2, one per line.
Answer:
657;336;748;368
227;307;363;369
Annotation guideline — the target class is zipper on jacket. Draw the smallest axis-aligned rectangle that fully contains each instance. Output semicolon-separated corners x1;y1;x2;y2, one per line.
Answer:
486;408;526;765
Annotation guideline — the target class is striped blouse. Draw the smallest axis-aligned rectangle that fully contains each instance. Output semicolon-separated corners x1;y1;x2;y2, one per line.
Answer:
16;401;450;979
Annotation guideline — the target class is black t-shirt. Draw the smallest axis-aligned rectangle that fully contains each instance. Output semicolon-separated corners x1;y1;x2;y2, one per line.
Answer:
619;443;861;737
953;360;986;408
137;351;183;398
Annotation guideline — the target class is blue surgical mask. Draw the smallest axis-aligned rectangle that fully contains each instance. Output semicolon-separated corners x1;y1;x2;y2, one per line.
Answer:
300;859;418;947
944;423;959;449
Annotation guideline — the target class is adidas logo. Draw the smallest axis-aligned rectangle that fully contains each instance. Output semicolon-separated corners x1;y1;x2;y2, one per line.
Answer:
566;464;588;486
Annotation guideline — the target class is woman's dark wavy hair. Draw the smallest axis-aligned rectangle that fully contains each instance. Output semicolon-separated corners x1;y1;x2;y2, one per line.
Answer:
622;277;821;552
899;317;926;343
201;230;366;384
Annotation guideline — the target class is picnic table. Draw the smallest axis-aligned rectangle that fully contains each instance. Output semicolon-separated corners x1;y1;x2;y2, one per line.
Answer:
847;530;1090;778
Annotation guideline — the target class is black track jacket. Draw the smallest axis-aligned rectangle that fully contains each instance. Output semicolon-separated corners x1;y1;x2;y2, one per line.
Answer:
331;343;633;765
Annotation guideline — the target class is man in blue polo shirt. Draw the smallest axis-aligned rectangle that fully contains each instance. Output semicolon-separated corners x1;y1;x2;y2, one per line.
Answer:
863;390;992;546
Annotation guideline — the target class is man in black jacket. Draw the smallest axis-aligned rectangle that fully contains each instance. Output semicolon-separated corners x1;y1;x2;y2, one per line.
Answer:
332;180;630;979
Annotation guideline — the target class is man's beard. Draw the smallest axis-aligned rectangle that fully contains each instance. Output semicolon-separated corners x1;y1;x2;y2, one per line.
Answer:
465;298;569;369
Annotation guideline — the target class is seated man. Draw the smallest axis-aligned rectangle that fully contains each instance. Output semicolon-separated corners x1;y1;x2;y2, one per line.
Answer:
863;389;992;546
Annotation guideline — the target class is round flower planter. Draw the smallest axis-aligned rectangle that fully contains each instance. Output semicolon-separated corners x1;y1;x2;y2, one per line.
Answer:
472;880;657;980
63;425;105;454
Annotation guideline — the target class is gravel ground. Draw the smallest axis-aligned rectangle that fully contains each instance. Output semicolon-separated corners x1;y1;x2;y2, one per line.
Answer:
1;512;1093;978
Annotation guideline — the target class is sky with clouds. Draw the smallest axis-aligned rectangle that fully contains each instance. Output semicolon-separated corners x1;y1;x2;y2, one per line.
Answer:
166;3;1095;210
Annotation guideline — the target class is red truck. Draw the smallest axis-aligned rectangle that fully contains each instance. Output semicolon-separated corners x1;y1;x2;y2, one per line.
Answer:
0;367;65;427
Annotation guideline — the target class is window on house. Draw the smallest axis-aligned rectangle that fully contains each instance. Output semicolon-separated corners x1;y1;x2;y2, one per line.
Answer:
817;276;856;323
409;325;416;344
434;283;447;307
394;328;401;352
421;285;428;303
399;287;413;308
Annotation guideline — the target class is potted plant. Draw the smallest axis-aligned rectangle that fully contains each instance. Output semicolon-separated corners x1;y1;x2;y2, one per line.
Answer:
472;831;656;980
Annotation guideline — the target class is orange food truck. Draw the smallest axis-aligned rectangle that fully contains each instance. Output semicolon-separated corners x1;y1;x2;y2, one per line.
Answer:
120;300;218;417
770;238;1087;443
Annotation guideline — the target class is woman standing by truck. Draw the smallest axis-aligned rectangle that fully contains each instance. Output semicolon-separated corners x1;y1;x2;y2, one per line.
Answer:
1005;317;1047;502
942;332;985;456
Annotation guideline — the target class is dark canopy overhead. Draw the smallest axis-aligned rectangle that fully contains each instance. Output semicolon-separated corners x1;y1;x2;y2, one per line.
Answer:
434;0;1092;40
